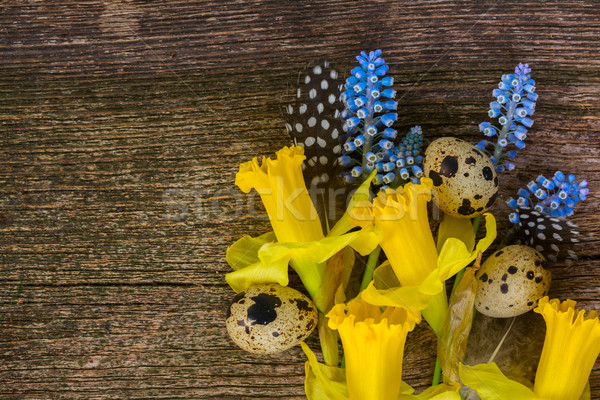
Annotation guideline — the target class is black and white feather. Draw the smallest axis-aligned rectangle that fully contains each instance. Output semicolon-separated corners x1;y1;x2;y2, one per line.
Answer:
512;206;582;264
283;61;344;189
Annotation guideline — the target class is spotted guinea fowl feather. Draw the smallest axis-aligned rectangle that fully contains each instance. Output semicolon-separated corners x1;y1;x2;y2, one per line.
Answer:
282;61;345;229
512;206;581;264
283;61;344;189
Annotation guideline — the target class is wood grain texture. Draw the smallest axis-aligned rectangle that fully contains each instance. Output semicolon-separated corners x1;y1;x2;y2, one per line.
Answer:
0;1;599;398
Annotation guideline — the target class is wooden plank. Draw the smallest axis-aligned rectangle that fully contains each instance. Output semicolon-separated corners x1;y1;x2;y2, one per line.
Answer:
1;1;599;398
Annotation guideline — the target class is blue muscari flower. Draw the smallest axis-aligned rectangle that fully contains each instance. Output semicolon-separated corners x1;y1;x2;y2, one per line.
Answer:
342;173;355;185
506;171;589;223
339;50;424;188
399;168;410;180
477;63;537;172
351;166;363;177
383;172;395;184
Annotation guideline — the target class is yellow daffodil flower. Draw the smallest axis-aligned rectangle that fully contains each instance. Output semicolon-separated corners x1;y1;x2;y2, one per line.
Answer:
533;297;600;399
460;296;600;400
351;179;437;287
235;145;324;243
328;297;420;400
226;146;380;311
301;297;460;400
350;178;496;334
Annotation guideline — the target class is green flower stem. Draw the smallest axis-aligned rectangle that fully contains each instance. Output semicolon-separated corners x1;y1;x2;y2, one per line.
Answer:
359;246;381;292
432;214;483;386
290;255;326;310
497;224;519;251
492;100;517;164
432;359;442;387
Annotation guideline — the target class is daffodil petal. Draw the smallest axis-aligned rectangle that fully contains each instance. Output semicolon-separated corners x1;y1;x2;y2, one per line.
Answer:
373;261;400;289
360;280;433;317
301;342;348;400
363;262;445;307
436;237;472;279
418;269;446;295
225;260;289;293
398;383;460;400
226;225;381;297
301;342;416;400
399;381;416;395
226;231;276;270
459;362;536;400
361;214;495;334
348;223;382;256
260;224;381;267
328;170;377;237
533;297;600;400
225;231;299;294
372;265;446;335
472;213;497;257
436;214;476;254
437;213;497;280
580;383;591;400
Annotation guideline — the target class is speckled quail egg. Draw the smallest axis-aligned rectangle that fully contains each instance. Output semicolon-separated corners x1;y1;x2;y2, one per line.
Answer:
424;137;499;218
226;283;318;354
475;245;551;318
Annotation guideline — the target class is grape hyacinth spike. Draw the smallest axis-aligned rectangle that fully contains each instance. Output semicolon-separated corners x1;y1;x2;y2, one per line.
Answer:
339;50;423;188
506;171;588;220
476;63;537;172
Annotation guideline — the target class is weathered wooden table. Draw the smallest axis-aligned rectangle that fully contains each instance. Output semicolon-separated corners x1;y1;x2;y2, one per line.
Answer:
1;1;599;399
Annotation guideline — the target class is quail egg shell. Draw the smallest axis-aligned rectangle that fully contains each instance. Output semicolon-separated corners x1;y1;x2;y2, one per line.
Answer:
424;137;499;218
226;283;318;354
475;245;551;318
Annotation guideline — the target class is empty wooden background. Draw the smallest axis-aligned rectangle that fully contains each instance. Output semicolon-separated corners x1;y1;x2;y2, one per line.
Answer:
1;1;599;399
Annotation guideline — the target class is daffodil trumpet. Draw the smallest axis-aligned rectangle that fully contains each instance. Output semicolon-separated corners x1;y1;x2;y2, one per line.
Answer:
350;178;497;334
459;296;600;400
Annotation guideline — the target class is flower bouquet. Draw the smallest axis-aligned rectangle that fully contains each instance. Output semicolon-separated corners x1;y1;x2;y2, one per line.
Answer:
223;50;593;400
